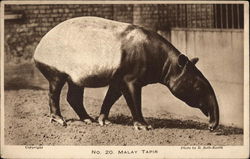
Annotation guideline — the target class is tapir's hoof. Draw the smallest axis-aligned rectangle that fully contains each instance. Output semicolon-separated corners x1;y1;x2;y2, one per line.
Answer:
50;116;67;127
98;114;112;126
99;119;112;126
81;117;95;124
133;122;153;131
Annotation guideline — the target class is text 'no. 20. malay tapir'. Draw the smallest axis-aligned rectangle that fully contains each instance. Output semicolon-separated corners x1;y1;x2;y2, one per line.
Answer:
33;16;219;131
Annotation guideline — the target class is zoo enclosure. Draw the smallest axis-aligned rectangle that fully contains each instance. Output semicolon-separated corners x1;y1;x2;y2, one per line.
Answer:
4;3;245;128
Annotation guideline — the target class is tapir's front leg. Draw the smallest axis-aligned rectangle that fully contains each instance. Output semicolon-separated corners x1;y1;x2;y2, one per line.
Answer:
121;82;153;130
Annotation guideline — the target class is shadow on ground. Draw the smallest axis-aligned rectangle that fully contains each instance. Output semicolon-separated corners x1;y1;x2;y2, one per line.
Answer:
66;114;243;136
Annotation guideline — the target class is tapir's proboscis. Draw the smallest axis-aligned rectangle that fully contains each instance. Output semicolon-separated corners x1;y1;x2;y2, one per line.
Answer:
33;17;219;131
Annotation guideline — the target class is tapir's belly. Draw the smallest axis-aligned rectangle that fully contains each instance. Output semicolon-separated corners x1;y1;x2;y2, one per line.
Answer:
34;17;128;86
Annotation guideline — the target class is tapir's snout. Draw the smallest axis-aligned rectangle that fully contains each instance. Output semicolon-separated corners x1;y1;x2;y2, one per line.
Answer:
208;94;220;131
200;93;220;131
208;120;218;131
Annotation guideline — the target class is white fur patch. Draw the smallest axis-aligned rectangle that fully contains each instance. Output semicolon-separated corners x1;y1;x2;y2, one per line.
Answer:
34;17;129;86
126;29;148;43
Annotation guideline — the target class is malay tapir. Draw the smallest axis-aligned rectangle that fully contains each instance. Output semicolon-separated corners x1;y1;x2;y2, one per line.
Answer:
33;16;219;131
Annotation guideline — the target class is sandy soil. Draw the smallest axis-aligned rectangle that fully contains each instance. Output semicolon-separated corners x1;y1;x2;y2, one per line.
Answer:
4;88;243;146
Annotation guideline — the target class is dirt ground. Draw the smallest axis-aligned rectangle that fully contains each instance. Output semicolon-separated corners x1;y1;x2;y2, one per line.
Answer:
4;89;243;146
3;63;243;146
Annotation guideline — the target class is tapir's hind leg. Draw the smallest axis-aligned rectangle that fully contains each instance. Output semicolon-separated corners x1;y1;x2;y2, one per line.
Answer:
48;79;67;126
34;61;67;126
67;81;94;124
98;83;122;126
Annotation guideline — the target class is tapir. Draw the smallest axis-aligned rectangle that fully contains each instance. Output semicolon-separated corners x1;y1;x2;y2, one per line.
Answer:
33;16;219;131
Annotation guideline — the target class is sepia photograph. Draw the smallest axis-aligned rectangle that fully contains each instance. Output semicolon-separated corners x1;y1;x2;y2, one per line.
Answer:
1;0;249;158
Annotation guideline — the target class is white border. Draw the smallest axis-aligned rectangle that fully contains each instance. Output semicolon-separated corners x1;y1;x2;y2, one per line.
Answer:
243;0;249;153
0;1;5;157
1;1;249;158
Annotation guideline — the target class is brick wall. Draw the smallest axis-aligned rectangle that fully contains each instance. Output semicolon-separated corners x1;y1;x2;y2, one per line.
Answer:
133;4;159;30
4;4;218;63
5;4;116;63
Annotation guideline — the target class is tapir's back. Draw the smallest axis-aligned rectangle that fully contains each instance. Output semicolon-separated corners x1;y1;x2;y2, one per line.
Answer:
34;17;130;85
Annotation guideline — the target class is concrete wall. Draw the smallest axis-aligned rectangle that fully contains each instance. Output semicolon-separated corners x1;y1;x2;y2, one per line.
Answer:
169;29;244;128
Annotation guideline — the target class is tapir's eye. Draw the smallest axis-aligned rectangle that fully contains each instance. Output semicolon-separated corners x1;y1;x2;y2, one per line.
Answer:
195;87;201;92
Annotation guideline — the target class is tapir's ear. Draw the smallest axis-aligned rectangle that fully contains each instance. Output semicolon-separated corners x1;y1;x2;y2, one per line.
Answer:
190;57;199;65
178;54;188;67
